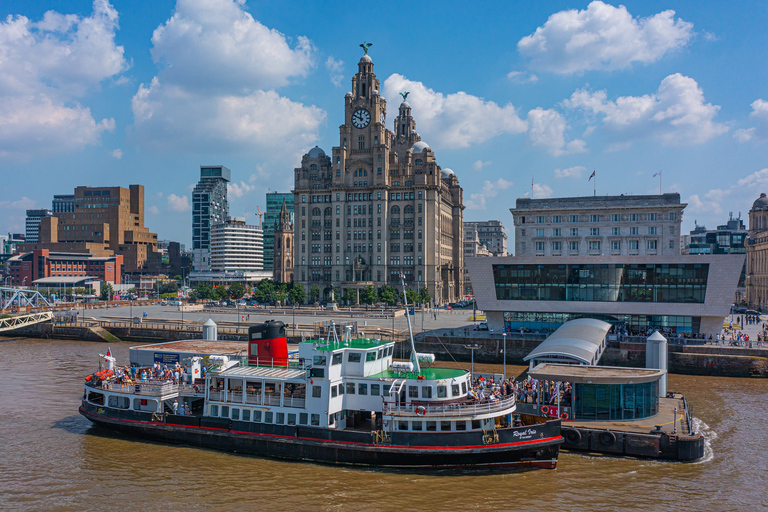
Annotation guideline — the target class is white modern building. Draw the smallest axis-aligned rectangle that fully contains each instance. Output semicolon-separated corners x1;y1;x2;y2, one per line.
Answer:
210;217;263;273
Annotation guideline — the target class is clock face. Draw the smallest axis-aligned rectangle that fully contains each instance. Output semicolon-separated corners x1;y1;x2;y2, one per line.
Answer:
351;108;371;129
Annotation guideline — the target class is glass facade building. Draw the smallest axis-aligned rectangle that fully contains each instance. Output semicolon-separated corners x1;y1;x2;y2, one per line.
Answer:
262;192;294;271
192;166;231;271
573;381;658;421
493;263;708;303
503;311;700;334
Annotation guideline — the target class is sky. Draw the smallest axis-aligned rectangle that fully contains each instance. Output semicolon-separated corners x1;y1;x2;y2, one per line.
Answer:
0;0;766;248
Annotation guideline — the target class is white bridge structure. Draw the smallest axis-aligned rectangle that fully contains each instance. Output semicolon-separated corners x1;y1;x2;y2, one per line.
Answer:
1;286;52;311
0;311;54;333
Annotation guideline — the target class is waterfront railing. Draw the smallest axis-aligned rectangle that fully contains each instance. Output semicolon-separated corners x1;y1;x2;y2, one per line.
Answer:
384;394;517;418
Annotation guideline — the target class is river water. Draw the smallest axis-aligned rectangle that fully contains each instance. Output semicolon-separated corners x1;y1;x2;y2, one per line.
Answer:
0;338;766;512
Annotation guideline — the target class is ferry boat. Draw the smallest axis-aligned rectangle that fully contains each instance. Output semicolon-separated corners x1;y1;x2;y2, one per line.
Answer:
79;291;561;470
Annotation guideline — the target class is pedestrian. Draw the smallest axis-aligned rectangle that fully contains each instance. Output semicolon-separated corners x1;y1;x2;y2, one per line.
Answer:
172;400;179;414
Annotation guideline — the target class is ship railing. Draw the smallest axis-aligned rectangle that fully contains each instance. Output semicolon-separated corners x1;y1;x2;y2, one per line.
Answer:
283;397;306;408
178;384;204;396
384;395;516;418
265;395;282;406
245;394;263;405
104;381;178;397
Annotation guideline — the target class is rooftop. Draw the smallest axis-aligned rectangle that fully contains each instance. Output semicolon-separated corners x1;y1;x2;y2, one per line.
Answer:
213;365;306;380
306;337;395;352
132;339;251;355
524;318;611;365
513;193;684;211
529;363;665;384
368;367;467;381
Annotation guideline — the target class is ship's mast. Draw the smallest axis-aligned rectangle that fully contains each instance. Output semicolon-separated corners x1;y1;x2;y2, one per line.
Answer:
400;274;420;374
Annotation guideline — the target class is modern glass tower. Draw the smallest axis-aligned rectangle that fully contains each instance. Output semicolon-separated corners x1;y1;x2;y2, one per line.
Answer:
192;165;231;271
262;192;294;271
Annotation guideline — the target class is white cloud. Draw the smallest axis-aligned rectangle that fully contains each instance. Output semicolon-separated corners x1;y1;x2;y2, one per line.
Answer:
249;163;271;181
167;193;191;212
325;56;344;87
507;71;538;84
465;178;514;210
518;1;693;74
687;168;768;217
148;205;160;215
111;148;123;159
0;196;37;210
131;0;324;156
382;74;527;148
526;107;586;155
737;168;768;188
564;73;727;147
533;183;554;199
734;99;768;143
227;180;254;199
0;0;125;159
473;160;492;171
554;166;586;178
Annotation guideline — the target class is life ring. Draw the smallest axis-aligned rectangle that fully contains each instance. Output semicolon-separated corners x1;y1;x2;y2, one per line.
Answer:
599;431;617;446
560;412;569;421
563;429;581;444
541;406;549;415
416;406;427;416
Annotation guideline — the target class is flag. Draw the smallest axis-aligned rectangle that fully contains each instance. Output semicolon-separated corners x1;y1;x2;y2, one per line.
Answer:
588;170;595;181
653;171;662;177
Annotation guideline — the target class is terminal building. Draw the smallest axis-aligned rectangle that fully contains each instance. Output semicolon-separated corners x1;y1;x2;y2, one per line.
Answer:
467;254;744;336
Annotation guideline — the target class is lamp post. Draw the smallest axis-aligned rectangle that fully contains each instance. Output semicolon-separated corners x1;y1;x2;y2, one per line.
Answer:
292;304;296;335
465;344;480;380
502;333;507;380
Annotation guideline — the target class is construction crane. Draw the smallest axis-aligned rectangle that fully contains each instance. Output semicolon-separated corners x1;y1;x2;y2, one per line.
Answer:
255;205;264;227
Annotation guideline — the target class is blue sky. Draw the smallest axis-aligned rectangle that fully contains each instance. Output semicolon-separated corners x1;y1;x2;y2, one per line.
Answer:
1;0;766;247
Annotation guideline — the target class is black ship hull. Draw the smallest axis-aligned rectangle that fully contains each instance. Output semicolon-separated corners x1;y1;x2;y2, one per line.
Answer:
80;402;561;470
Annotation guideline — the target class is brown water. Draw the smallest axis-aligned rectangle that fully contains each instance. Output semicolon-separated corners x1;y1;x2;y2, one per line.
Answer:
0;338;766;512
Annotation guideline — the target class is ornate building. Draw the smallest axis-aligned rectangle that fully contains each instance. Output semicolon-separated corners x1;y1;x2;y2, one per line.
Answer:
746;193;768;310
292;47;463;304
273;199;294;283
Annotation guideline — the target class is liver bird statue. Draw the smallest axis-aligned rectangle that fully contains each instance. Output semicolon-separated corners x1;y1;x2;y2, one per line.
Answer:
360;42;372;55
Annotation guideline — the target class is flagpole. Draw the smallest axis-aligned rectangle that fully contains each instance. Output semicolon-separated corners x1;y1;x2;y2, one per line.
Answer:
660;170;662;194
531;176;534;199
593;169;596;196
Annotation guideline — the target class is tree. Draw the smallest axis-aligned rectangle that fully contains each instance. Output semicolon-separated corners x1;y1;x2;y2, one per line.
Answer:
288;284;306;305
100;282;113;301
360;285;377;305
74;287;88;297
310;283;320;303
173;275;182;281
378;286;397;305
228;282;246;300
213;286;228;300
342;287;357;304
405;289;420;306
419;287;431;305
160;281;179;295
257;279;275;301
193;282;214;300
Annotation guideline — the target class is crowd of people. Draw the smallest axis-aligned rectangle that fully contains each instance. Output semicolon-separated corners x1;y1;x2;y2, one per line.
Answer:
466;375;572;408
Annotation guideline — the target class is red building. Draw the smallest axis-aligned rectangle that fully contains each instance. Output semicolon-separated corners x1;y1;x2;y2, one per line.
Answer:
7;250;123;286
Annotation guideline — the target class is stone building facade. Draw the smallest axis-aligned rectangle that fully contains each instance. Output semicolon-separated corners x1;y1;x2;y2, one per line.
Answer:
273;199;294;283
746;193;768;310
511;194;685;258
464;220;507;256
292;50;463;304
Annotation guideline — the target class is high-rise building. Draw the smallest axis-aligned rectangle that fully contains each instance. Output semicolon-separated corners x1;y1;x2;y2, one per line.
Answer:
273;199;294;283
293;49;464;303
262;192;294;271
52;195;75;213
25;209;53;243
21;185;160;273
210;217;263;273
511;194;685;258
464;220;507;256
192;165;231;271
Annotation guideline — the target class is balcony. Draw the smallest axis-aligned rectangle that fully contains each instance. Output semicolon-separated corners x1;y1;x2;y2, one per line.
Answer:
384;394;516;418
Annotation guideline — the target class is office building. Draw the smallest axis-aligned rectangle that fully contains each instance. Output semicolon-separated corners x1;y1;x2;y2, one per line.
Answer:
262;192;294;271
21;185;160;273
25;209;53;243
511;194;685;258
464;220;507;256
192;165;231;271
746;193;768;310
210;217;263;273
8;249;122;286
293;49;464;303
274;199;294;283
684;214;746;255
52;195;75;213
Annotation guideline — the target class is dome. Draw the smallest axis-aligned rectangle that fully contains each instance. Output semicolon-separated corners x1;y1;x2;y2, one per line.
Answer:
411;141;430;153
345;92;353;98
753;193;768;210
440;168;455;178
400;101;411;109
360;54;372;63
307;146;325;158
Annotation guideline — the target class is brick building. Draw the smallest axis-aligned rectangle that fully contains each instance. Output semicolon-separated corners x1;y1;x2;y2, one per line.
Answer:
7;249;122;287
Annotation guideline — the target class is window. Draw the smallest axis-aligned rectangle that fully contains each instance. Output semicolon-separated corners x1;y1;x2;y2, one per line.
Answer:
536;228;544;237
553;215;562;223
589;241;601;251
648;227;657;235
520;229;526;237
648;213;656;221
411;421;423;431
536;216;545;223
346;383;356;394
535;241;545;252
288;414;296;426
409;386;418;398
570;228;579;236
422;386;433;398
630;214;639;222
338;384;344;395
232;408;239;420
348;352;362;362
521;242;526;251
265;411;273;423
612;214;620;222
590;215;600;222
371;384;380;396
254;411;262;422
570;215;579;222
452;384;460;396
311;414;320;426
590;228;600;236
612;227;620;236
313;355;327;366
552;241;562;251
612;241;621;252
630;227;639;235
331;386;338;398
669;240;675;250
437;386;447;398
275;413;285;425
300;413;308;425
629;240;639;250
553;228;561;237
312;386;322;398
242;409;251;421
332;352;342;365
365;351;377;362
647;240;658;250
569;241;579;252
358;383;368;395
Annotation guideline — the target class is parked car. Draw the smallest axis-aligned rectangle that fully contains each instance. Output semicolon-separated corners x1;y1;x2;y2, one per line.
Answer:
477;322;489;331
